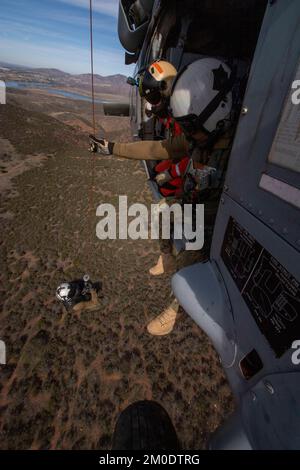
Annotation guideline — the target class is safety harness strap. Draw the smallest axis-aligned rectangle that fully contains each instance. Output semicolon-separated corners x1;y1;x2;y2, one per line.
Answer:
195;67;237;130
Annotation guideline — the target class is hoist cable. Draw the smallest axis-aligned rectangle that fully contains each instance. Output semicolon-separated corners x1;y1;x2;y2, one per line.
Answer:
89;0;96;135
88;0;96;258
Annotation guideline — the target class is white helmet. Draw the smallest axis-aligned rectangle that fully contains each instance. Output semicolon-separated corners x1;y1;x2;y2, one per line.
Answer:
139;60;177;105
170;58;233;135
56;283;72;302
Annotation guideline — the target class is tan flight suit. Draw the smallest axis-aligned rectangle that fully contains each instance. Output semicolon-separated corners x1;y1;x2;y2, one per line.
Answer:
111;133;232;271
112;134;189;161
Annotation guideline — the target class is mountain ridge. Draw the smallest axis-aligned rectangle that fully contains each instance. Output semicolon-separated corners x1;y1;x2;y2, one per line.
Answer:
0;62;130;96
0;62;128;80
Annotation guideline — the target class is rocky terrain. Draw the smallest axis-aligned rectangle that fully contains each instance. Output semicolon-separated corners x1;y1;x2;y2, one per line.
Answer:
5;87;131;141
0;89;234;449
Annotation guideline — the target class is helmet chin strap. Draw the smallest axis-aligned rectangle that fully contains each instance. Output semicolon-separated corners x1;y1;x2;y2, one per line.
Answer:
151;98;169;118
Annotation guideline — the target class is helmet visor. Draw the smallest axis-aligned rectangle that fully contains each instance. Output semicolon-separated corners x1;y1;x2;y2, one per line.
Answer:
139;70;162;105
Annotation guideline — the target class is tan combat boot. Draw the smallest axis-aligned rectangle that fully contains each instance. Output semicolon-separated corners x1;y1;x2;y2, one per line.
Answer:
73;289;100;314
147;299;179;336
149;253;176;276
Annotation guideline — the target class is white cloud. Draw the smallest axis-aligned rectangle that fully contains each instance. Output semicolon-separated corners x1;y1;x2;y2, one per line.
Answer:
0;0;130;75
0;18;73;42
45;10;116;32
0;37;132;76
1;11;115;36
56;0;119;17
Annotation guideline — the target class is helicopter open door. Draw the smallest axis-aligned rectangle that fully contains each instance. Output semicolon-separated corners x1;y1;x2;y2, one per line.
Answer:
172;0;300;449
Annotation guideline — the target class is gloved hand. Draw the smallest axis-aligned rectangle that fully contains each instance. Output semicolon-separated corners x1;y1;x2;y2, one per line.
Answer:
155;170;172;186
89;135;113;156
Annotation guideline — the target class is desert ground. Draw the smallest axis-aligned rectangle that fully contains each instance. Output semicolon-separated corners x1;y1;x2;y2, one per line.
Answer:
0;88;234;449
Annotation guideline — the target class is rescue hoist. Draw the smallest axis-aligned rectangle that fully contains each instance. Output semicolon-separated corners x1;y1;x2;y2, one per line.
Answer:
56;0;102;313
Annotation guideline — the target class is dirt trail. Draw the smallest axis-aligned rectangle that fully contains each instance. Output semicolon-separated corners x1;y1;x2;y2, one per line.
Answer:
0;138;48;196
0;101;234;449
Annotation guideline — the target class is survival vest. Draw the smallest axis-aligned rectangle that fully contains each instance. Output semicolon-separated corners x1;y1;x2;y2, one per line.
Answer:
154;117;189;197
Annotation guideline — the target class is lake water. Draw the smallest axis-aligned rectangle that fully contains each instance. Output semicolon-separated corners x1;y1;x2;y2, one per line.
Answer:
6;81;111;104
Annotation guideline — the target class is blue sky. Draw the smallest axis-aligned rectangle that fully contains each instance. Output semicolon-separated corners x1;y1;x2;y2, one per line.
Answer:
0;0;132;76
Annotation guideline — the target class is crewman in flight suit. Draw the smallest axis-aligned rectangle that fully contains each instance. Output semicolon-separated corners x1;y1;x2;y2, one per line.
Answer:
90;58;235;335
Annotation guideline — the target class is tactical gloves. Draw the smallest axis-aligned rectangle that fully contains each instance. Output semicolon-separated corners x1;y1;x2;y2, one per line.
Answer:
89;135;114;156
155;170;172;186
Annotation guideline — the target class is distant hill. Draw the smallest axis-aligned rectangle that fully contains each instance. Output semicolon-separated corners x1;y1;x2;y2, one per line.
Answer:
0;63;130;97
